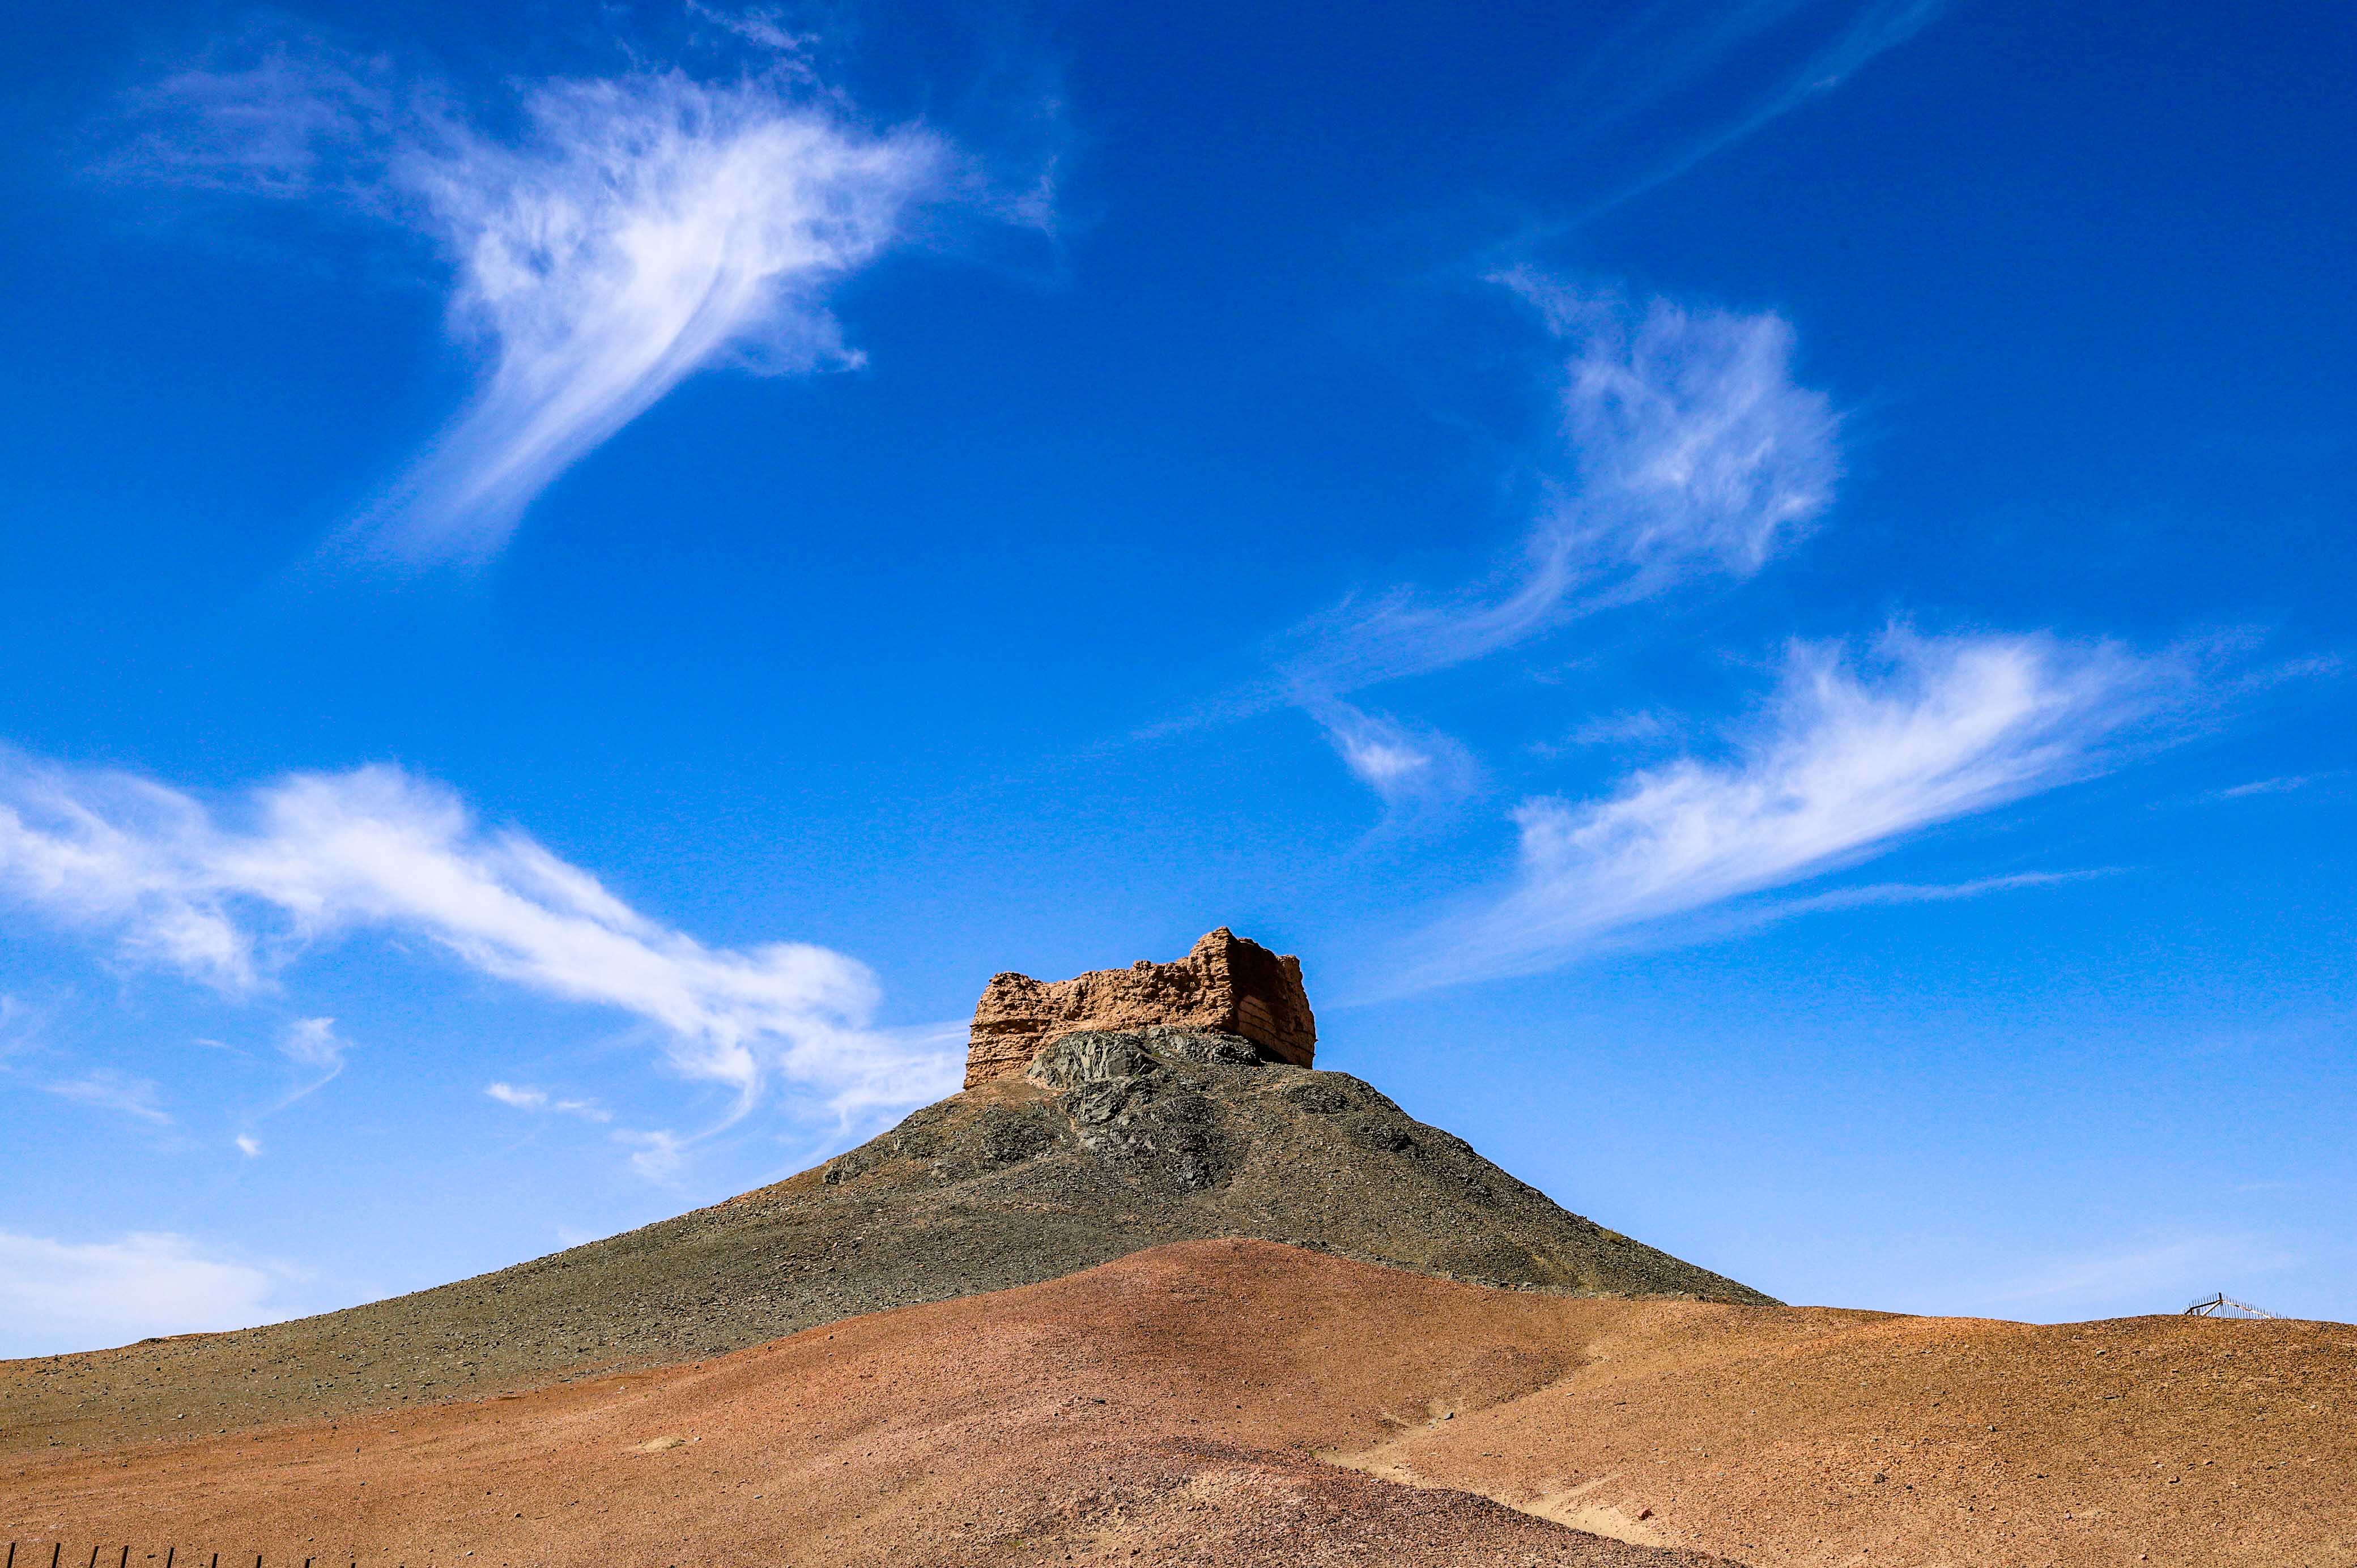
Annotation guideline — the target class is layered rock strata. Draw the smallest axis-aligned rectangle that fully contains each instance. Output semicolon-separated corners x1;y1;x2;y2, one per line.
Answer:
963;927;1316;1088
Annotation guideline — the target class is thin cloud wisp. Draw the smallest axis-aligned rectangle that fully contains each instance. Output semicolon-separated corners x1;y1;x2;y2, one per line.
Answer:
1287;279;1839;802
1396;630;2178;990
127;47;963;564
0;752;959;1126
1294;284;1837;696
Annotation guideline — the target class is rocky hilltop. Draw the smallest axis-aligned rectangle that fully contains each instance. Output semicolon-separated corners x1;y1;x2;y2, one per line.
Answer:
14;935;2355;1568
5;931;1770;1452
964;926;1317;1086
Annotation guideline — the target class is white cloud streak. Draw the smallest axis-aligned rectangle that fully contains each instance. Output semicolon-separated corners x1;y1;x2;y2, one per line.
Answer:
1307;699;1484;816
1398;630;2179;990
1665;868;2117;950
2213;773;2333;801
686;2;819;58
486;1080;613;1122
279;1015;346;1071
1291;283;1838;697
1558;0;1948;216
620;1127;687;1181
0;753;960;1124
40;1068;172;1125
0;1230;291;1357
127;45;963;564
1541;284;1839;580
1528;709;1687;764
1288;280;1839;804
1762;868;2109;917
267;1015;351;1111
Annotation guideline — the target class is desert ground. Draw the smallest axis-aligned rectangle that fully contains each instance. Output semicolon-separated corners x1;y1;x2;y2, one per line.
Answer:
6;1239;2350;1567
0;1044;1764;1456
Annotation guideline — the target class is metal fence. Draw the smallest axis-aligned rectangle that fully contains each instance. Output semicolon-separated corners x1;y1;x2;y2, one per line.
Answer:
6;1549;369;1568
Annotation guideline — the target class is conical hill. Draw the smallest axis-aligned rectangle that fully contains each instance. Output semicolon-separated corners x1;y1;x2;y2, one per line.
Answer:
5;1028;1771;1453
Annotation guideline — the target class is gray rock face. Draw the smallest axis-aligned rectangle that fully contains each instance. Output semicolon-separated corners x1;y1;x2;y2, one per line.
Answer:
820;1026;1773;1311
965;930;1317;1086
1033;1030;1257;1192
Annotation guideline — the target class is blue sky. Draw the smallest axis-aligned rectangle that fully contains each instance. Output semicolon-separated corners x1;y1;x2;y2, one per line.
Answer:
1;0;2350;1355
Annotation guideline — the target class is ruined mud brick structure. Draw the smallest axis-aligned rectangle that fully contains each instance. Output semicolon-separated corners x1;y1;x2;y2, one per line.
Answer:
963;927;1317;1088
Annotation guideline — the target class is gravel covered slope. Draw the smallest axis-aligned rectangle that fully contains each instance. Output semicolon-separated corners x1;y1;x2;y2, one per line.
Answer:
6;1242;1752;1568
2;1030;1770;1450
12;1238;2351;1567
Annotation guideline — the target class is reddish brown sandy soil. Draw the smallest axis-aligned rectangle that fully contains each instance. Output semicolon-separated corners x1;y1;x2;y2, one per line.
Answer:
5;1240;2352;1567
1340;1276;2357;1566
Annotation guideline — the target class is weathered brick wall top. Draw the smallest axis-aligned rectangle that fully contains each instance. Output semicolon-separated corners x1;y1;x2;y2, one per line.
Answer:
963;928;1316;1088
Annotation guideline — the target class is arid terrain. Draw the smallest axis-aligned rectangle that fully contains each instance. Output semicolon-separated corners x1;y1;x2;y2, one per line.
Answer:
2;1032;1762;1454
5;1027;2350;1566
6;1240;2352;1567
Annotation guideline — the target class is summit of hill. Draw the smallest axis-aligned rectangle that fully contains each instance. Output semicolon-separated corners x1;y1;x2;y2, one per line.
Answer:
5;931;1767;1451
8;934;2355;1567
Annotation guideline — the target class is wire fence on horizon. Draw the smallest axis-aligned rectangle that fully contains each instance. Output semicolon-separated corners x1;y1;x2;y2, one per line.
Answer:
6;1548;384;1568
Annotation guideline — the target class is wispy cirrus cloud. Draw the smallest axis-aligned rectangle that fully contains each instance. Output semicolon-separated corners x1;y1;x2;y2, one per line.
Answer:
120;36;1011;565
266;1014;351;1113
1305;698;1486;820
1529;708;1681;760
1392;630;2185;991
0;996;169;1126
1292;282;1839;701
40;1067;172;1125
0;751;960;1139
486;1080;613;1122
278;1015;346;1072
2211;773;2335;802
1520;275;1840;585
686;2;818;57
1286;280;1838;803
620;1127;689;1182
1551;0;1949;215
1760;868;2112;918
1654;867;2121;952
1278;2;1918;800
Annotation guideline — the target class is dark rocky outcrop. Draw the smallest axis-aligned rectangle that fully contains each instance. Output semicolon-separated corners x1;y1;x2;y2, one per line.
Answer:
964;928;1317;1086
